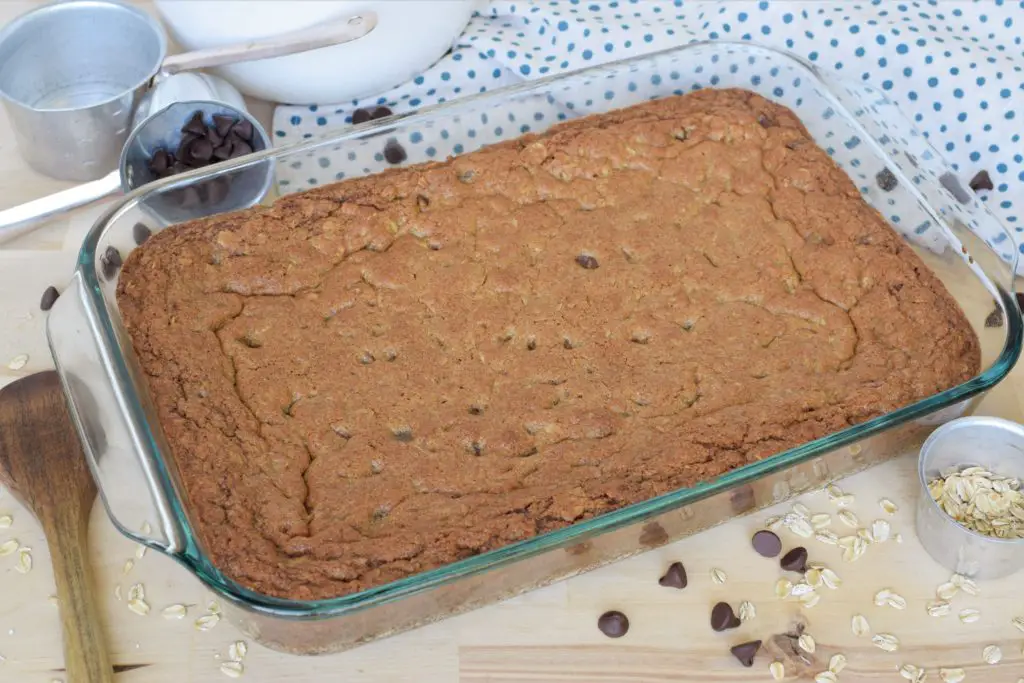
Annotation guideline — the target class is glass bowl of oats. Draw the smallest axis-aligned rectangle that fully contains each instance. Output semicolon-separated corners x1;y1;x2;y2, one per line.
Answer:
916;416;1024;579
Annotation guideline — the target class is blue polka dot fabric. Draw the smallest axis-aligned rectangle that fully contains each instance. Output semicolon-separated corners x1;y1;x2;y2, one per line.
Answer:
273;0;1023;268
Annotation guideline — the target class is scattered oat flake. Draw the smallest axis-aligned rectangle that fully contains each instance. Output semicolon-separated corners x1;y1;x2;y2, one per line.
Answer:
805;568;822;588
798;633;816;653
872;633;899;652
135;544;147;559
828;654;847;675
851;614;870;637
982;644;1002;664
814;672;837;683
162;604;187;620
220;661;244;678
894;532;904;543
957;576;980;596
765;515;784;531
790;582;815;597
820;568;842;590
826;484;845;500
871;519;891;542
856;527;874;543
0;539;19;556
738;601;756;622
838;509;859;528
936;582;959;600
788;516;814;538
958;608;981;624
15;548;32;574
122;559;134;575
770;662;785;681
775;578;793;598
228;640;248;661
128;583;144;602
815;530;839;545
710;568;726;585
792;502;811;518
880;498;899;514
141;521;152;535
0;515;11;529
208;600;222;614
114;585;122;601
195;614;220;631
1012;616;1024;632
127;599;150;616
48;595;59;606
835;494;856;508
875;589;907;610
7;354;28;371
800;591;821;608
927;600;951;617
811;513;832;529
939;668;966;683
899;665;922;681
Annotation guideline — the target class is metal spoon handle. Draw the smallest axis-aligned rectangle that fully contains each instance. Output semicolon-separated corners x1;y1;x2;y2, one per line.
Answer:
0;172;120;246
160;11;378;76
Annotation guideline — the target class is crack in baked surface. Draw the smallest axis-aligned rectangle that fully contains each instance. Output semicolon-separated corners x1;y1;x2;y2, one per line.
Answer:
116;89;980;600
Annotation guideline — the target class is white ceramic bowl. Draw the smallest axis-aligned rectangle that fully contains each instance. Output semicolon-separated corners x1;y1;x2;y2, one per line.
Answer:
152;0;479;105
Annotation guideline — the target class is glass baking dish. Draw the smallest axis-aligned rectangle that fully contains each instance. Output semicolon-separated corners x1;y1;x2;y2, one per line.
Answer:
47;42;1021;655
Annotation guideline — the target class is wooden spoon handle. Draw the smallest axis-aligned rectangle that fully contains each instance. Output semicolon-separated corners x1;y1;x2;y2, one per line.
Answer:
45;508;113;683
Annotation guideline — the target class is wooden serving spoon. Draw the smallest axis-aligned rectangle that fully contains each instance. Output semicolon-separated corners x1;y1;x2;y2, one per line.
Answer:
0;371;113;683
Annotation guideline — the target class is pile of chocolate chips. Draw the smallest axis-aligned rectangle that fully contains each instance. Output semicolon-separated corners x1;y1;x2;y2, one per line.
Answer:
148;111;255;179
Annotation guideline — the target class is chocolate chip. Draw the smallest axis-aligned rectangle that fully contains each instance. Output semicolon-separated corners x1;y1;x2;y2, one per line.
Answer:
148;149;170;174
207;128;223;147
232;119;254;142
213;114;236;138
352;108;373;125
384;139;407;164
181;111;207;137
985;304;1004;328
780;546;809;573
711;602;741;632
189;137;214;163
213;142;233;161
101;246;122;280
229;138;253;158
371;105;393;120
730;640;762;667
875;167;898;192
575;253;599;269
205;177;230;205
658;561;687;589
752;530;782;558
940;172;972;204
132;222;151;245
176;133;198;164
597;610;629;638
757;113;775;128
392;426;414;442
40;286;60;311
969;170;994;192
178;186;201;209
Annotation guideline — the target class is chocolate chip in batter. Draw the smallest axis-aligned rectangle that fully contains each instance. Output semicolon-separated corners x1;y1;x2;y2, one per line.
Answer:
526;336;537;351
711;602;741;632
391;426;414;442
969;170;994;192
575;253;599;269
751;529;782;558
875;168;898;192
597;610;629;638
468;403;486;415
780;546;809;573
658;561;688;589
468;439;485;456
730;640;762;667
757;113;775;128
132;222;152;245
101;245;122;280
383;139;407;165
39;286;60;311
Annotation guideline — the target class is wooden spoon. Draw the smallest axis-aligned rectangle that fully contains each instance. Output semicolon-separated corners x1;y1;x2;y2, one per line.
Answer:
0;371;113;683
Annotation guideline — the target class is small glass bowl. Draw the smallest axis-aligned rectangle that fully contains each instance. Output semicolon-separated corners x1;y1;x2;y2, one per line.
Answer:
916;416;1024;580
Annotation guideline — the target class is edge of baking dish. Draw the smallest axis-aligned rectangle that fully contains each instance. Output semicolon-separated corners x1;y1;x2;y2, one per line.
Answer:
48;41;1022;626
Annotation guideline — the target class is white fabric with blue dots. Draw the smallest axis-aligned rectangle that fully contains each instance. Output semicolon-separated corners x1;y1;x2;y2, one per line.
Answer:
273;0;1023;267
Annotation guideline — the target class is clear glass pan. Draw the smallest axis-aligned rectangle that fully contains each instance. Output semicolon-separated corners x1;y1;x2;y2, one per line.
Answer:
47;42;1021;654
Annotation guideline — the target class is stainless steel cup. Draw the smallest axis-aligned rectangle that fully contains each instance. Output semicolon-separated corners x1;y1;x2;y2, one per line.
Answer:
915;416;1024;579
0;0;166;181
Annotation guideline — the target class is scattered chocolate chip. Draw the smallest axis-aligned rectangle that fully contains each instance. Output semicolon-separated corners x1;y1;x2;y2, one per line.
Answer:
875;167;898;192
39;286;60;311
711;602;741;632
132;222;151;245
985;304;1004;328
100;246;122;280
969;170;994;192
351;107;373;125
575;253;599;269
780;546;809;573
940;171;972;204
182;111;207;137
188;137;213;163
231;119;254;142
730;640;762;667
213;114;236;138
371;105;393;120
752;529;782;558
384;139;407;164
658;561;687;589
597;610;629;638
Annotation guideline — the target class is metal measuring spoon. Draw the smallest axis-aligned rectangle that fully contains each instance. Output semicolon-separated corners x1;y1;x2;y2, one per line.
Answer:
0;12;377;244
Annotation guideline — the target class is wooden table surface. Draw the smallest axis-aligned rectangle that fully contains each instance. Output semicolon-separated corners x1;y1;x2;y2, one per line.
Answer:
2;2;1024;681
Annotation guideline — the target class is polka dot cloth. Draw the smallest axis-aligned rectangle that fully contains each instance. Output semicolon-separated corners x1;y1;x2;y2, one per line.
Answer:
273;0;1023;268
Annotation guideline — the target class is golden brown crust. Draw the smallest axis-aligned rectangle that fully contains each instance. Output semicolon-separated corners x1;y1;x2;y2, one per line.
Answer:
117;89;979;600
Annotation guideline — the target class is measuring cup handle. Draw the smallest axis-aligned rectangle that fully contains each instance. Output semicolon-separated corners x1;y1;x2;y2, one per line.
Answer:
0;172;121;246
160;10;379;76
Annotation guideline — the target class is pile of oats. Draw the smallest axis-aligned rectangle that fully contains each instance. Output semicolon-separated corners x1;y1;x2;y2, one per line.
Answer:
927;465;1024;539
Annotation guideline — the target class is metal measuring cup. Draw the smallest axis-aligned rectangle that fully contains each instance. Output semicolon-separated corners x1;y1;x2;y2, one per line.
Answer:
0;1;377;242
